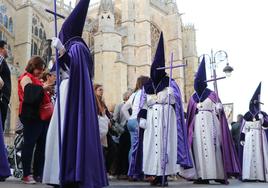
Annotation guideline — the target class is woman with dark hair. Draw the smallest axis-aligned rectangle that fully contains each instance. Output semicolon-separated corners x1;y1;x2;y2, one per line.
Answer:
94;84;111;147
18;56;53;184
122;76;150;167
94;84;118;178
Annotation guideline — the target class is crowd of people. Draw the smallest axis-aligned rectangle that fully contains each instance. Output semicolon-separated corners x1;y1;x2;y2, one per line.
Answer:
1;0;268;187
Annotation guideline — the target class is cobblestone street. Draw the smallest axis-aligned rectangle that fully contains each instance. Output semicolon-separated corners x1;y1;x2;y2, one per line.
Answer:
1;177;268;188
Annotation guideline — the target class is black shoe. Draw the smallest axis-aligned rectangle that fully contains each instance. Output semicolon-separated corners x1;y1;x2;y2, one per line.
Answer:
33;176;42;183
242;179;258;182
150;176;168;187
47;184;60;187
193;179;209;184
215;179;229;184
150;181;168;187
0;177;6;182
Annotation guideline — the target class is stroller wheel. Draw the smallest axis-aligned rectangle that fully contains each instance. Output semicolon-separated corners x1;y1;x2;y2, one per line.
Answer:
13;170;23;179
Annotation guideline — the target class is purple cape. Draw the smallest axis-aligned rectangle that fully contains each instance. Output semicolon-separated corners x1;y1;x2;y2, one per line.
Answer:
59;38;108;188
171;80;192;168
128;80;192;177
186;91;241;179
0;116;10;178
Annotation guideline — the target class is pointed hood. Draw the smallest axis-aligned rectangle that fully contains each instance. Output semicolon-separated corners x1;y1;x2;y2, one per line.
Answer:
194;56;207;96
150;32;167;85
59;0;90;44
249;82;261;114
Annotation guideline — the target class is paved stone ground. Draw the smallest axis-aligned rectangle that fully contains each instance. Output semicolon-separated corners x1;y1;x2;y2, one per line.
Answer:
1;177;268;188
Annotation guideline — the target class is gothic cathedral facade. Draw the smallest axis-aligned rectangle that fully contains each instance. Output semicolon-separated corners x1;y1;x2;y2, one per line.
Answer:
0;0;198;137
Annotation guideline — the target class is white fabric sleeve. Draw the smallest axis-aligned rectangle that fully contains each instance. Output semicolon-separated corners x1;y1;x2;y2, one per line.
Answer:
121;98;132;120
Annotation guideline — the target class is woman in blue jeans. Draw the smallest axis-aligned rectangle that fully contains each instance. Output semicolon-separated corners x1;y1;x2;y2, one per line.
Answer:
122;76;149;163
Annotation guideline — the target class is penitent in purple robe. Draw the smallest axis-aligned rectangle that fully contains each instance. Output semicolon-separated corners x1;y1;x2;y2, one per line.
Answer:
50;0;108;187
128;33;192;178
239;82;268;181
59;38;108;188
187;90;241;181
186;57;240;182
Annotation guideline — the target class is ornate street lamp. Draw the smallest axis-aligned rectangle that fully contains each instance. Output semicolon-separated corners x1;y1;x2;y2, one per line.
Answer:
199;49;234;98
223;63;234;77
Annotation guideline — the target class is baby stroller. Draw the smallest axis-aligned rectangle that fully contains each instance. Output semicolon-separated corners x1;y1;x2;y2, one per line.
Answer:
7;122;24;179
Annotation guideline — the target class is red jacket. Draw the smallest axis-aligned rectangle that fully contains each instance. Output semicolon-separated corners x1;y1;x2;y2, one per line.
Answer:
18;72;51;115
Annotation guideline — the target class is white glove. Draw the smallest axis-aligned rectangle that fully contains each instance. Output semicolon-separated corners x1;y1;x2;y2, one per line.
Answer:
262;126;268;130
215;103;223;113
258;113;264;124
0;76;4;89
167;87;173;95
48;60;54;71
139;118;147;129
240;141;245;146
52;37;65;52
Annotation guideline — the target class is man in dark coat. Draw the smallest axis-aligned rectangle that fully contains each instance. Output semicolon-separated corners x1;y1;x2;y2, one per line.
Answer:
0;40;11;131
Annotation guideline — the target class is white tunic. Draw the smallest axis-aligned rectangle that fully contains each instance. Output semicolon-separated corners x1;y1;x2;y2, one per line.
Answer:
242;120;268;181
192;97;225;180
42;79;69;185
142;87;180;176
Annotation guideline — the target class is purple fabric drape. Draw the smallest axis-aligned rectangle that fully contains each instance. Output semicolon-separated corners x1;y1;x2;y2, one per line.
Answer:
59;38;108;188
186;91;241;180
128;81;192;178
171;80;192;168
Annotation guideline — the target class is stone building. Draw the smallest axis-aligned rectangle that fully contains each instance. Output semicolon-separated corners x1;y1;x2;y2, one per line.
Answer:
0;0;198;136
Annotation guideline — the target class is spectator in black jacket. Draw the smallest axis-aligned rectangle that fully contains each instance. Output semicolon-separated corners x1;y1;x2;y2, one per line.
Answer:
0;40;11;131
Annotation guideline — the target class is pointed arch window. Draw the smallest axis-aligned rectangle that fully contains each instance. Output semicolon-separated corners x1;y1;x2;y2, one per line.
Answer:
39;28;42;39
32;17;37;25
150;23;161;58
31;40;33;56
34;42;38;55
7;44;12;56
35;27;38;36
0;13;3;24
8;17;13;33
3;15;8;28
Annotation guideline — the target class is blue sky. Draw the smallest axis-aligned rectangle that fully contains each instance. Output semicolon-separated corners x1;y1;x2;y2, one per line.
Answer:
66;0;268;118
177;0;268;118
